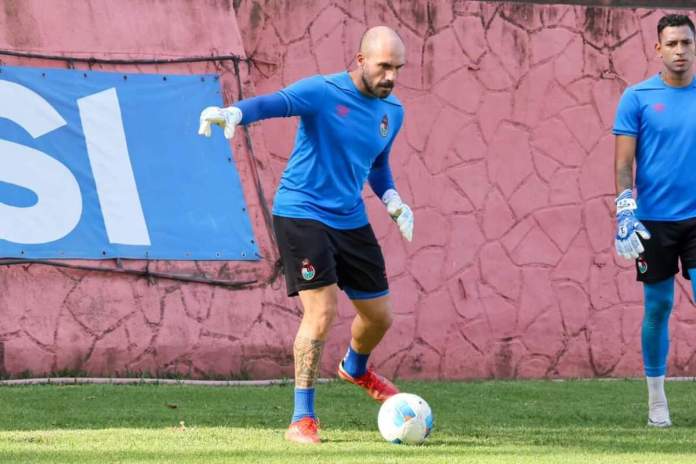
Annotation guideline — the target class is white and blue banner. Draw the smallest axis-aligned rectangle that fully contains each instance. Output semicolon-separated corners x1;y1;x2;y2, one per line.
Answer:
0;65;258;260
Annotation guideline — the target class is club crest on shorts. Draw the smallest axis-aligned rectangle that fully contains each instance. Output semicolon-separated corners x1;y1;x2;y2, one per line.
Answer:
638;256;648;274
301;258;316;281
380;114;389;137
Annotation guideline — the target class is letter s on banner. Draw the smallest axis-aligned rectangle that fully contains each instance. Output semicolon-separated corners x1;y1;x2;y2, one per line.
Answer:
0;80;82;244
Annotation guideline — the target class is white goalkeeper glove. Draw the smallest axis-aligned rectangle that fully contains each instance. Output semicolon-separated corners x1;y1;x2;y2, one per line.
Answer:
382;189;413;242
615;189;651;260
198;106;243;139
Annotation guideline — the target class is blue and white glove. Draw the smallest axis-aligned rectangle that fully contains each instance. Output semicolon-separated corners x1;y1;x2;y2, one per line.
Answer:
198;106;243;139
382;189;413;242
615;189;651;260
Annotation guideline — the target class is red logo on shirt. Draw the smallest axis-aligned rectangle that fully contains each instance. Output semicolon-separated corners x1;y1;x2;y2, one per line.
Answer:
653;103;666;112
336;104;350;117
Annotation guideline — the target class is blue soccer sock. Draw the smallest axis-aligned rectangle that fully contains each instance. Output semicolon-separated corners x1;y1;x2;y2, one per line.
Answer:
291;387;315;423
342;345;370;378
642;277;675;377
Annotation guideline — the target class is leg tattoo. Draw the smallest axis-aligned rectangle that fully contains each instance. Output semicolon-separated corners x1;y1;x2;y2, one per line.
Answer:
294;335;325;388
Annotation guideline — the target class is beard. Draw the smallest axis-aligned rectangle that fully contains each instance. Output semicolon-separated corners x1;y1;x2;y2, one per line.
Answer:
361;71;394;98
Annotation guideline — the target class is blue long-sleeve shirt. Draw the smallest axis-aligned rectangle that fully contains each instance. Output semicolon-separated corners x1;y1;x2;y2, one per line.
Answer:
234;71;402;229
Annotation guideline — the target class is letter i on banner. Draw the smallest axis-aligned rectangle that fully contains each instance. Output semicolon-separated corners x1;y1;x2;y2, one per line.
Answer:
78;88;151;246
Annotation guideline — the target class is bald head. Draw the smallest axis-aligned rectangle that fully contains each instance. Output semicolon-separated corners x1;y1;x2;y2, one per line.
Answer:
351;26;405;99
359;26;405;57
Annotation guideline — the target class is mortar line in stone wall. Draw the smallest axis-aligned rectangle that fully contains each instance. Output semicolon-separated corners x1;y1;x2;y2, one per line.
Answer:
480;0;693;9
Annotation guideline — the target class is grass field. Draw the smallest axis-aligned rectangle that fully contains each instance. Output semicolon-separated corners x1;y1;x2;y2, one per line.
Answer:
1;379;695;463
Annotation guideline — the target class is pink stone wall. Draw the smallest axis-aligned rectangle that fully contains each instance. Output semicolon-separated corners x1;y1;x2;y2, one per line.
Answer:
1;1;695;380
234;1;696;379
0;0;288;379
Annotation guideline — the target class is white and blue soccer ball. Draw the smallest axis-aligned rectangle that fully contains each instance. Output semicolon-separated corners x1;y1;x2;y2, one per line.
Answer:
378;393;433;444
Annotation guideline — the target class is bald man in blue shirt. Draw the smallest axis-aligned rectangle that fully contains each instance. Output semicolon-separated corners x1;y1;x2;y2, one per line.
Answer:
199;26;413;444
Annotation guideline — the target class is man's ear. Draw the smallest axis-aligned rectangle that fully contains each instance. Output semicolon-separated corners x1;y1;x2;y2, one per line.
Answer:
355;52;366;68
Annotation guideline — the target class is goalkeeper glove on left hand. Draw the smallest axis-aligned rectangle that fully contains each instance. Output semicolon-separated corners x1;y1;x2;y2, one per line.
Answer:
382;189;413;242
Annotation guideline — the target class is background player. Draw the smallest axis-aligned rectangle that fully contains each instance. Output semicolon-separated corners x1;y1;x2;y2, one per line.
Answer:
613;14;696;428
198;26;413;443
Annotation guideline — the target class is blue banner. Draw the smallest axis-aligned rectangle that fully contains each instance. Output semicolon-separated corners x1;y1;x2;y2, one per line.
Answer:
0;65;258;260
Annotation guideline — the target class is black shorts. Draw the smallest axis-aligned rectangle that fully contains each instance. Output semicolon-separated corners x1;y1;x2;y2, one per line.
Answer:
272;215;389;297
636;218;696;283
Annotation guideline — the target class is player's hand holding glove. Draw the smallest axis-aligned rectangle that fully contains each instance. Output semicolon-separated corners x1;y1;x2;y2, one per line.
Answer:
615;189;651;260
198;106;242;139
382;189;413;242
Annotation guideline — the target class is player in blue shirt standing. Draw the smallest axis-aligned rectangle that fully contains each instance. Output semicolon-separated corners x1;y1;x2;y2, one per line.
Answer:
198;26;412;443
613;14;696;428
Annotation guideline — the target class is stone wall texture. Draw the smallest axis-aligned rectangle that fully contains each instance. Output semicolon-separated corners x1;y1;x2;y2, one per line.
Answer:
2;0;695;380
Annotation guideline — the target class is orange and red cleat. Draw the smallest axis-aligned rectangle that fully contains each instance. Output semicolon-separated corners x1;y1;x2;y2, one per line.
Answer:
285;417;321;444
337;362;399;403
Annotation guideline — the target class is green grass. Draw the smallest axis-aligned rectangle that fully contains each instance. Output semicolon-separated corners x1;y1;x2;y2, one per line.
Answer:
0;379;695;463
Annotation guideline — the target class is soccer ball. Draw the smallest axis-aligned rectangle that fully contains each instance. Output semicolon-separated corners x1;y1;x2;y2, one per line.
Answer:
378;393;433;444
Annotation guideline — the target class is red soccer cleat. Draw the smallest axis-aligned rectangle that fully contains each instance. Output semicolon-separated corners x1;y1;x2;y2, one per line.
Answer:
284;417;321;444
337;362;399;403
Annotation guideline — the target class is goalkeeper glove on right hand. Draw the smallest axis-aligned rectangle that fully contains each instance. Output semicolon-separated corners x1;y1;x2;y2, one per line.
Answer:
198;106;242;139
615;189;651;260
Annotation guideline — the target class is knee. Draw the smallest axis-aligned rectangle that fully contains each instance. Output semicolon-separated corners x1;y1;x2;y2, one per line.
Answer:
644;281;674;316
369;310;393;333
318;305;338;329
644;294;673;329
305;303;338;331
645;294;674;316
381;311;394;331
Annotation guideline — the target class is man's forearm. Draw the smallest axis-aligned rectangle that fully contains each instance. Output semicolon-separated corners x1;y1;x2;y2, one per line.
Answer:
614;135;637;195
368;163;395;199
616;163;634;195
234;92;290;125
